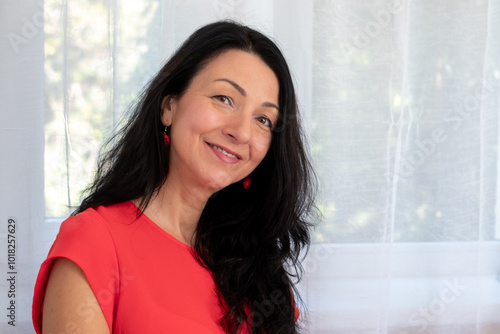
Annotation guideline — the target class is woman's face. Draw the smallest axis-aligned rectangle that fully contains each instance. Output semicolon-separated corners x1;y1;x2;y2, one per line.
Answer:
162;49;279;193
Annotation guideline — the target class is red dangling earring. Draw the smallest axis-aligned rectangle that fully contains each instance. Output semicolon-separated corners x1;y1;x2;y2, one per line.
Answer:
243;177;252;189
163;126;171;146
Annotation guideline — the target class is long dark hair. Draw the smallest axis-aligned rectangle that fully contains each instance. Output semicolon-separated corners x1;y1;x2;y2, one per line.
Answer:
77;20;316;334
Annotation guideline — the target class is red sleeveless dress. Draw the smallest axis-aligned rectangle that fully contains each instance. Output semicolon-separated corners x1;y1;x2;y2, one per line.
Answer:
32;201;230;333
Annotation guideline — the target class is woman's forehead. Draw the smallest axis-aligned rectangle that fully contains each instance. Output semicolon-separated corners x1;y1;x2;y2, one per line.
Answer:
190;50;279;104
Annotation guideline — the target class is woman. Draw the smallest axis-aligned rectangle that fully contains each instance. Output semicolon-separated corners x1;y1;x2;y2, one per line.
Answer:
33;20;316;334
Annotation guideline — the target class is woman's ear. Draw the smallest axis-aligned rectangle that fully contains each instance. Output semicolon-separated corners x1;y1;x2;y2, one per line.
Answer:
161;96;174;127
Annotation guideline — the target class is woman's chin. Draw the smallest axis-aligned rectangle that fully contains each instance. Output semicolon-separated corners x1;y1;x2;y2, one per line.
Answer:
202;178;231;194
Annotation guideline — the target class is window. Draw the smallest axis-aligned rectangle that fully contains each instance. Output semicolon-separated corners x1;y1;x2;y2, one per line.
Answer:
43;0;163;217
32;0;500;333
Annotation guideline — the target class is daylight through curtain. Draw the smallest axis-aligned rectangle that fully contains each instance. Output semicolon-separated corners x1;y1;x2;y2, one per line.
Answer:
1;0;499;333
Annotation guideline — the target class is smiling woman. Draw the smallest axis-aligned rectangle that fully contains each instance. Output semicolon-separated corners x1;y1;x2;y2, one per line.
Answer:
161;49;279;196
32;21;316;334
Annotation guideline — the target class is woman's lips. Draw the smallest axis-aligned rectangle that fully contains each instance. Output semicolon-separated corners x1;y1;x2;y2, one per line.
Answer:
207;142;241;164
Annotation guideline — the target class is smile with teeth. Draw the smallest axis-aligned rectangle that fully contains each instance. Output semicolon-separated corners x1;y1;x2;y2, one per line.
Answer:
209;143;239;159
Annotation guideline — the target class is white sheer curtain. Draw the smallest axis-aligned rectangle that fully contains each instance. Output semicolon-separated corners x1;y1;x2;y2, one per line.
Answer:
1;0;499;333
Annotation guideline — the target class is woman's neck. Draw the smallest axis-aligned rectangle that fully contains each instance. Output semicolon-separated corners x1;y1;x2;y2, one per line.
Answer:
137;175;212;247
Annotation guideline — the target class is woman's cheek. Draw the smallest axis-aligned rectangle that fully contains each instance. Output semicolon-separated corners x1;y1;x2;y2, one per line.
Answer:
253;137;272;162
191;103;222;129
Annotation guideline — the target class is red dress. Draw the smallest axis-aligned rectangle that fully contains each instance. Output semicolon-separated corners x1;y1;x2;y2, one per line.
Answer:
32;201;232;333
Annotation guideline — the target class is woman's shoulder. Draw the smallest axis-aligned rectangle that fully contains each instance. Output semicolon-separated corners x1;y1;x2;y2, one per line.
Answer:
32;204;128;334
71;200;137;222
50;206;119;258
61;201;138;233
48;201;139;261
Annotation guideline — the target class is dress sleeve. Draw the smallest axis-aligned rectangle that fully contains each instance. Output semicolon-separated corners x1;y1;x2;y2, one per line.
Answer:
32;209;118;334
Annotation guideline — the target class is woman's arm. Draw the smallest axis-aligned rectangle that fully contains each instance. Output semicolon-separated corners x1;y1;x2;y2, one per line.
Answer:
42;258;110;334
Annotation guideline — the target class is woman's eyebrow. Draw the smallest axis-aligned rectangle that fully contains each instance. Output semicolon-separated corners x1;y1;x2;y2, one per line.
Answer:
214;78;279;111
214;78;246;96
262;101;279;112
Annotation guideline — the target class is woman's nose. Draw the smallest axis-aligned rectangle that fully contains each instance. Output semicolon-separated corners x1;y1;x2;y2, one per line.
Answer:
222;112;252;144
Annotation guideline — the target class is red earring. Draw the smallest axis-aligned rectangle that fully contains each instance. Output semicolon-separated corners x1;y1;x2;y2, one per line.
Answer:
163;127;171;146
243;177;252;189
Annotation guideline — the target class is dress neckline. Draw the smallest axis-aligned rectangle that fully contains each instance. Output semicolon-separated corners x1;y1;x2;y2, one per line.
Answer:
126;200;195;250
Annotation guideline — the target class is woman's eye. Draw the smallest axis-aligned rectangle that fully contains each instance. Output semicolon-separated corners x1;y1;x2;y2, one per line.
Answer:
257;116;273;128
213;95;233;106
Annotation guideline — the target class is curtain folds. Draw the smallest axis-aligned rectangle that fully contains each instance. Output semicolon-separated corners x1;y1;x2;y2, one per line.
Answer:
1;0;499;333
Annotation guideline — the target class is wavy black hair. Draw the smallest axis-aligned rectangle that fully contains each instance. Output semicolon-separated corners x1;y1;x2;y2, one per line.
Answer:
76;20;316;334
